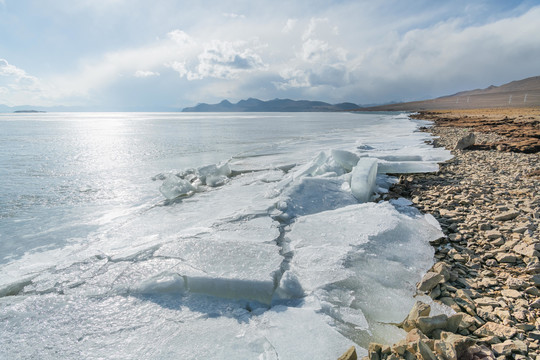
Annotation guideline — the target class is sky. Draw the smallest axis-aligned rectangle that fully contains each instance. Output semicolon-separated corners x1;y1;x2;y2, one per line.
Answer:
1;0;539;111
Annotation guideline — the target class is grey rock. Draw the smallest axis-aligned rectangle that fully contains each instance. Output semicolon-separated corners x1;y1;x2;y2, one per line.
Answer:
530;298;540;308
417;339;437;360
474;297;500;307
416;314;449;336
417;272;444;292
454;133;475;150
493;211;520;222
473;322;517;339
501;289;522;299
495;253;517;263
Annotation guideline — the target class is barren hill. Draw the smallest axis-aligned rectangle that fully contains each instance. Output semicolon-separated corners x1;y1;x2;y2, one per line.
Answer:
361;76;540;111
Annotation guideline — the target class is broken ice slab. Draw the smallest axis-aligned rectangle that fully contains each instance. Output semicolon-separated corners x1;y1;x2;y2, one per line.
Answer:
280;177;358;218
350;157;378;202
155;237;283;304
376;160;440;174
259;305;368;360
282;202;443;309
159;175;196;200
210;216;280;244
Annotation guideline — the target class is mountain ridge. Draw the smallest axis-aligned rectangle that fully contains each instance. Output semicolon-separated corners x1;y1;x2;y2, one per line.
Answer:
181;98;361;112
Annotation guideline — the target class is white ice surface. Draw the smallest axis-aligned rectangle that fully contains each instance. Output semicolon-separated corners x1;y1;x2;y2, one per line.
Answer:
0;113;452;359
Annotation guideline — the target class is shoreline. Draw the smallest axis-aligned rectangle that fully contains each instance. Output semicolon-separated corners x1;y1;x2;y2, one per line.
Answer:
349;109;540;360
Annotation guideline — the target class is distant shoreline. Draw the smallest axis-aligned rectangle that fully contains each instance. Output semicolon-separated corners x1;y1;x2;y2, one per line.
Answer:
13;110;46;113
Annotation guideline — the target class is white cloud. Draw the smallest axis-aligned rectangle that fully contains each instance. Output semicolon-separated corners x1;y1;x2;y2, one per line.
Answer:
223;12;245;19
274;18;351;91
0;59;47;105
168;61;188;78
354;6;540;99
167;30;195;46
2;2;539;108
167;39;267;80
282;19;297;33
0;59;33;80
134;70;160;78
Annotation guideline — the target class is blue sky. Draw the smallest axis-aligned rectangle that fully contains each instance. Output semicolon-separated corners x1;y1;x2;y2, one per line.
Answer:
1;0;539;110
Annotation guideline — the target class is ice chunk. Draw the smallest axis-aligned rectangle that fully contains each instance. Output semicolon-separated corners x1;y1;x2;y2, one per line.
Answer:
294;151;330;177
350;157;378;202
197;162;231;186
376;155;423;161
159;175;196;199
259;306;367;360
390;197;413;207
330;149;359;171
134;272;187;294
293;151;355;179
377;160;439;174
283;203;396;294
211;216;280;244
0;277;33;297
281;177;357;218
283;202;443;343
155;238;282;304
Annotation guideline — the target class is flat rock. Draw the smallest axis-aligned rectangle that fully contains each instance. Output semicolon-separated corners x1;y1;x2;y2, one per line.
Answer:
495;253;517;263
486;230;502;239
492;339;527;356
473;322;517;340
434;340;458;360
514;243;540;258
494;211;520;222
402;301;431;331
474;297;500;307
501;289;522;299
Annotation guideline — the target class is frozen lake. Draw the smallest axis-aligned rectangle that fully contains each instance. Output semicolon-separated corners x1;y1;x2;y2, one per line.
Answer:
0;112;451;359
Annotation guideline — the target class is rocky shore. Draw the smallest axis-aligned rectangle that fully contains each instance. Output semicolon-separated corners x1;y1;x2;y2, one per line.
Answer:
340;109;540;360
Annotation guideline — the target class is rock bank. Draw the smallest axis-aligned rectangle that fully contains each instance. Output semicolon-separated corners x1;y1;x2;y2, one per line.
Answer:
354;109;540;360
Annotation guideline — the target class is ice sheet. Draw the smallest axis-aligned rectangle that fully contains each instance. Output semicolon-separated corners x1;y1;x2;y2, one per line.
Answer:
0;112;452;359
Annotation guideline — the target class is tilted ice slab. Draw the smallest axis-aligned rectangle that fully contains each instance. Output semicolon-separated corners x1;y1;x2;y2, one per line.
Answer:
153;236;282;304
350;158;378;202
278;202;444;336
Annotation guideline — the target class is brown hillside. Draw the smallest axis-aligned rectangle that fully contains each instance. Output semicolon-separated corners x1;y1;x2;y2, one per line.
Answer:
360;76;540;111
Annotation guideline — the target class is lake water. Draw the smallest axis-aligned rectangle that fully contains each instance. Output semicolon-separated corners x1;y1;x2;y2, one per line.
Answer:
0;112;452;359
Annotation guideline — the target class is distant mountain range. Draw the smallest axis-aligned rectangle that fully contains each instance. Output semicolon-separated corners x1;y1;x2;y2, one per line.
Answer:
182;98;361;112
359;75;540;111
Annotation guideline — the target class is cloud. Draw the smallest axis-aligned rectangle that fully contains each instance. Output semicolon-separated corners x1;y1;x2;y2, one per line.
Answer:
0;59;34;81
0;59;47;105
354;5;540;99
134;70;160;78
282;19;297;33
169;39;267;80
2;1;539;108
223;12;245;19
274;18;351;91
